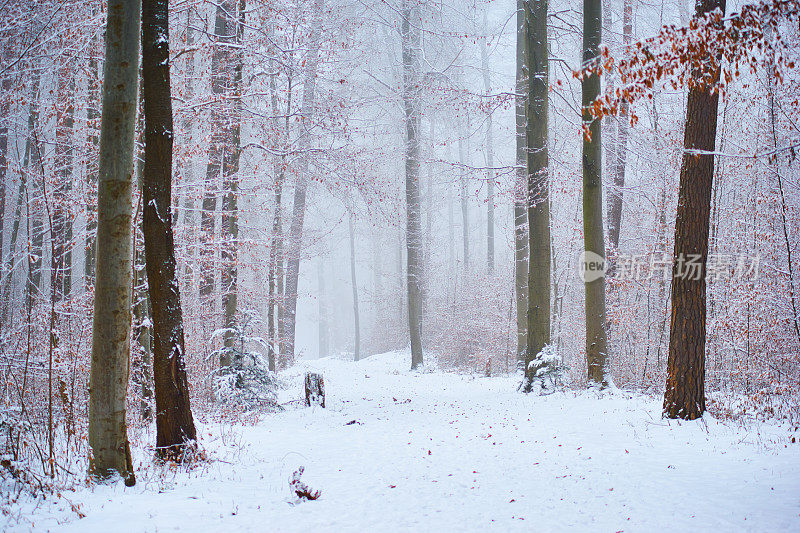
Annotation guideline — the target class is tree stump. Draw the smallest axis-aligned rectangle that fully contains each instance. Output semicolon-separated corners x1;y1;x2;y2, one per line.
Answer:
305;373;325;408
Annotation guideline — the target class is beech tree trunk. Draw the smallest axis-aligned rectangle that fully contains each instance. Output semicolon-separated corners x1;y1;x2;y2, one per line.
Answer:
0;44;12;270
583;0;609;386
141;0;197;458
663;0;725;420
402;0;423;369
88;0;139;485
522;0;552;390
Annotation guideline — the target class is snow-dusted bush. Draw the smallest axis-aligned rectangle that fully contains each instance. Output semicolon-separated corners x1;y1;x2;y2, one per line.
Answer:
524;344;563;394
209;313;279;410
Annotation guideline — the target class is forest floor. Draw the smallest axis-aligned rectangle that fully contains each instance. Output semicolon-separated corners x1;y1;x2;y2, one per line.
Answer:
12;350;800;532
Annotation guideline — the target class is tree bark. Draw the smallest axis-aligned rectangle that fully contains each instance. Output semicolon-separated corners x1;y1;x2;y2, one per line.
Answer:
141;0;197;458
583;0;610;386
88;0;139;485
515;0;530;365
522;0;552;390
402;0;423;369
663;0;725;420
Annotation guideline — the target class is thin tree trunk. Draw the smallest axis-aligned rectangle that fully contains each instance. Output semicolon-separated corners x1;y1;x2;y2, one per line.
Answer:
132;99;153;423
284;0;324;366
458;122;469;272
402;0;423;369
141;0;197;458
85;16;100;287
54;69;75;301
522;0;552;390
0;44;13;271
349;210;360;361
515;0;529;365
663;0;725;420
583;0;609;386
88;0;139;485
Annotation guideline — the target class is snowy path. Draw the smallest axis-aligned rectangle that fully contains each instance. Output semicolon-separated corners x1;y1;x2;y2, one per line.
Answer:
22;352;800;532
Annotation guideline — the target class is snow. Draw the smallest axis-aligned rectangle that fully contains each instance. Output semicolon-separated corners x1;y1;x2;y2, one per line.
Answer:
12;350;800;531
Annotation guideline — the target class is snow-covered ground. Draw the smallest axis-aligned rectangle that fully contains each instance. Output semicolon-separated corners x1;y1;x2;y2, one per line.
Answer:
11;351;800;531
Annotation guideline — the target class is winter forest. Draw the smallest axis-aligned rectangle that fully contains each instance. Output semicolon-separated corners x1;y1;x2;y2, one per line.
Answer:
0;0;799;529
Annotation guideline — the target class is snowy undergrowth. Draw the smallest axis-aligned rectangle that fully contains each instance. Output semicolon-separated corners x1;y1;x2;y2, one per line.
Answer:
7;349;800;531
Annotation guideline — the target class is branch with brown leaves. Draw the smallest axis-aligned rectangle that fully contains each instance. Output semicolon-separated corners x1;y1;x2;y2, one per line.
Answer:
575;0;800;123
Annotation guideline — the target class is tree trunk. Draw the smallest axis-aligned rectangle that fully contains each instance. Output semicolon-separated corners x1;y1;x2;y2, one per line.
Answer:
27;71;43;294
606;0;632;252
220;0;245;362
317;258;329;358
402;0;423;369
515;0;529;366
88;0;139;485
522;0;552;390
141;0;197;458
481;13;495;275
663;0;725;420
583;0;609;386
284;0;324;366
349;210;360;361
458;122;470;272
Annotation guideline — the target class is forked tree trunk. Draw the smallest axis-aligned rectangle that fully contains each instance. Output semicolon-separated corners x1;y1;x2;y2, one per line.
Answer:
88;0;139;485
200;0;236;300
663;0;725;420
142;0;197;458
583;0;609;386
284;0;324;366
606;0;632;252
401;0;423;369
85;16;100;287
514;0;529;365
522;0;551;390
220;0;245;361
